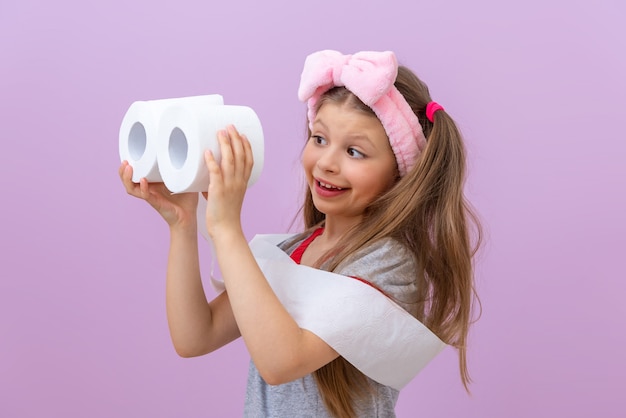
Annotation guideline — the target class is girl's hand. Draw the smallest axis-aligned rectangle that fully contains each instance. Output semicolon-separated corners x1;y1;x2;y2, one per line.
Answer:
119;161;199;230
203;125;254;238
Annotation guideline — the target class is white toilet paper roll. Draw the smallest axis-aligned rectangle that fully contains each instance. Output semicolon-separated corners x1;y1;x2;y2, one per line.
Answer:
119;94;224;182
156;104;264;193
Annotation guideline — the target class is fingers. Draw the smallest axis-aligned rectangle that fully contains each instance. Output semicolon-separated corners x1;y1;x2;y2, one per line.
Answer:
228;125;245;166
214;125;254;183
233;130;254;176
216;128;234;180
119;160;157;202
139;177;151;200
119;161;140;195
204;148;222;186
241;133;254;174
118;160;127;179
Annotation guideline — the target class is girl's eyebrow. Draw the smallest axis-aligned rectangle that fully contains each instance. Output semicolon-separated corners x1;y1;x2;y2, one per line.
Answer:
346;133;371;141
344;134;374;149
311;119;328;130
312;118;379;149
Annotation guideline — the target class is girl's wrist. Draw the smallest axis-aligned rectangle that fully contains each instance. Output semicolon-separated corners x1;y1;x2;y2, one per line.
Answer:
208;224;245;247
169;219;199;237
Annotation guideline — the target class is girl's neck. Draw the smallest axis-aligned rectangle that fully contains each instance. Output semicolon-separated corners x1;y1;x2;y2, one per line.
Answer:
300;215;360;267
319;215;361;245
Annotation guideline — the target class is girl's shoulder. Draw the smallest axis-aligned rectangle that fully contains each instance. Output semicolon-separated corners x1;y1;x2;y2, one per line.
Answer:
277;230;316;254
338;236;416;275
278;232;419;316
337;237;419;315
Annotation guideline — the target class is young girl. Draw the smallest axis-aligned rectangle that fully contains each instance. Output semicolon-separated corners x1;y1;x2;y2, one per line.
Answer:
119;50;480;418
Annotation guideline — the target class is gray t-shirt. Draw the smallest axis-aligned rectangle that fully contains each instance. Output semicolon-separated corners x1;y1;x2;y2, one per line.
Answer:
243;235;418;418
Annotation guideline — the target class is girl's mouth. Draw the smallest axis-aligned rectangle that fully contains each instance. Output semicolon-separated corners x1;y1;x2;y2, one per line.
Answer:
318;180;343;191
314;180;348;197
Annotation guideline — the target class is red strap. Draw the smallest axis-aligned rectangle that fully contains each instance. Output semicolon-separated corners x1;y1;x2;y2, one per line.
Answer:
349;276;390;298
289;228;388;297
290;228;324;264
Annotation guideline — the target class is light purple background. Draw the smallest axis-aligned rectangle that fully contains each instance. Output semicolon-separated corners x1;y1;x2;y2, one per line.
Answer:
1;0;624;417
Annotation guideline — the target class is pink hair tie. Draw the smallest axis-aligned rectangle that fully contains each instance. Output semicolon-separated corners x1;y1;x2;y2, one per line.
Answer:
426;101;444;122
297;50;426;177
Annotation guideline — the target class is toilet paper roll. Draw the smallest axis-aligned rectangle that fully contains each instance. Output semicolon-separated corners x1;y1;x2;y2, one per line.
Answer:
156;104;264;193
119;94;224;182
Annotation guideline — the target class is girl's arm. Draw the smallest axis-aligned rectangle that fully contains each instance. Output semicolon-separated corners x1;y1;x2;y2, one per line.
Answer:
165;223;240;357
214;231;339;385
119;162;240;357
204;127;339;385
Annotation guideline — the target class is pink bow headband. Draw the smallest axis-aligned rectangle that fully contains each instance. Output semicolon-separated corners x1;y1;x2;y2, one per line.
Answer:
298;50;439;176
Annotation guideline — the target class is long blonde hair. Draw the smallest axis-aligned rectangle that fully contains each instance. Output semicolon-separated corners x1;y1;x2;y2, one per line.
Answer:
297;66;481;418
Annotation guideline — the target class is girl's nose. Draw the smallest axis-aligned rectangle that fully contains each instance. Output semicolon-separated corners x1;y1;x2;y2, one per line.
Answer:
316;148;340;173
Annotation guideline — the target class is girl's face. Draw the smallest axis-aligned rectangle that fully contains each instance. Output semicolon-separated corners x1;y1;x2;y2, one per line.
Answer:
302;101;398;225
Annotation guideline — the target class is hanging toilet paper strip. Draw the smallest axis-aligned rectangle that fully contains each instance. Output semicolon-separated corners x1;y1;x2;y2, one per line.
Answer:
195;195;291;294
119;95;224;182
196;193;227;293
201;223;447;390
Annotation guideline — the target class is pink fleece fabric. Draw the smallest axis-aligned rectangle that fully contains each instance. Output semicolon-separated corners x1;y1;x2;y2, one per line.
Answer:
298;50;427;176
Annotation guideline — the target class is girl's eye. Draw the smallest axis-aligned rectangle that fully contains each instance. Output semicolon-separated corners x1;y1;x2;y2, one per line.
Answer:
312;135;327;145
347;147;365;159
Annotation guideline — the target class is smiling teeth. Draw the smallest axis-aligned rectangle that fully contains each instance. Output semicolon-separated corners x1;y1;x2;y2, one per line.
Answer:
319;181;343;190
